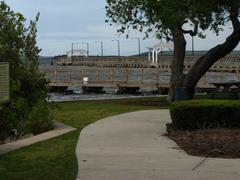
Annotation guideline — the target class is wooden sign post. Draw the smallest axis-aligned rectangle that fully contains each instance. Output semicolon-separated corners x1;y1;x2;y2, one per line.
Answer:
0;62;10;103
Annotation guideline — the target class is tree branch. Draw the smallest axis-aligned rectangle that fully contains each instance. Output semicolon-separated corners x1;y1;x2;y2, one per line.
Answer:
229;6;240;31
183;7;240;88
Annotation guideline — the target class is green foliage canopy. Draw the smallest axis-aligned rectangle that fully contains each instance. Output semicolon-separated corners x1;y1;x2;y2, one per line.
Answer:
106;0;236;39
106;0;240;101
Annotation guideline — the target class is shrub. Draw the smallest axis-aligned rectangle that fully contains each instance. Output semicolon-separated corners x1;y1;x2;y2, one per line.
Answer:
170;100;240;130
0;102;20;141
27;100;53;135
0;2;53;141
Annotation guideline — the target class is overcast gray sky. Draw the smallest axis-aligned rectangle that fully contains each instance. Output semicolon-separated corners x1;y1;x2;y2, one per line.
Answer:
4;0;239;56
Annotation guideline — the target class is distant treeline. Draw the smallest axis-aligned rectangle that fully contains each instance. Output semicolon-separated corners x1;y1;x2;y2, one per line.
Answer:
38;56;55;65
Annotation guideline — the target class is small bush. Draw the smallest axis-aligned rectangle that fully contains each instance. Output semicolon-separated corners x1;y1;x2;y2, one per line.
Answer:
170;100;240;130
0;103;20;141
27;100;53;135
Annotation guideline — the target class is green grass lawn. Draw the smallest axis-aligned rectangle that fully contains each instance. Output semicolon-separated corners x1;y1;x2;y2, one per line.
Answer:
0;97;168;180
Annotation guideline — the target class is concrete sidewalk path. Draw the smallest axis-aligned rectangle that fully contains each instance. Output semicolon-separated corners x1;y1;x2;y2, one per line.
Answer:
76;110;240;180
0;121;76;155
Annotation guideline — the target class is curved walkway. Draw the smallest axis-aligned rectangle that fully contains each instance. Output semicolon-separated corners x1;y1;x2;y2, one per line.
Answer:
0;121;76;155
76;110;240;180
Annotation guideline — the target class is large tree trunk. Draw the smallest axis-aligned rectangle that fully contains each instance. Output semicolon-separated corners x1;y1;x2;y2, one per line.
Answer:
168;28;186;102
183;6;240;89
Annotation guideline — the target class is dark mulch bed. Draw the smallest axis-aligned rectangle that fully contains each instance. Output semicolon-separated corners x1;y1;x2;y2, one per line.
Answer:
166;123;240;158
125;100;170;106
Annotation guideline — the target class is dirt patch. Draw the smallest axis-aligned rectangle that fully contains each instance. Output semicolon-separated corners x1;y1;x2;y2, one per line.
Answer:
166;123;240;158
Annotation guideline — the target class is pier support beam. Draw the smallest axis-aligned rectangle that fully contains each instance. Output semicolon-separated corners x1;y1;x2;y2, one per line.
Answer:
82;86;104;94
117;87;140;94
49;86;68;92
158;87;169;95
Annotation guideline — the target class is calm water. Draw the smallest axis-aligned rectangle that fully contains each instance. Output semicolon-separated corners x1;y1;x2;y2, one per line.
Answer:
48;92;163;102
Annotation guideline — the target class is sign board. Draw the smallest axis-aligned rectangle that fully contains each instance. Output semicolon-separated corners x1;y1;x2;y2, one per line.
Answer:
0;62;9;102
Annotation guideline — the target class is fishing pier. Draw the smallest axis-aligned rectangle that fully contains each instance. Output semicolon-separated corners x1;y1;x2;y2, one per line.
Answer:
43;55;240;94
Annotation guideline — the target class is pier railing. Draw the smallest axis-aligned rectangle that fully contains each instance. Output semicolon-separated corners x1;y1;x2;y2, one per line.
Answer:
56;56;240;71
41;67;240;89
44;67;169;88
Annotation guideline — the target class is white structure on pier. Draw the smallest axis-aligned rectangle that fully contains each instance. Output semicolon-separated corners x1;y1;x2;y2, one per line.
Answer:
147;42;174;64
67;49;88;58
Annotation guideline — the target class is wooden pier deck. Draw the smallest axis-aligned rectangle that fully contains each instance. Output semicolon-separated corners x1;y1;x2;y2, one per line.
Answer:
56;55;240;71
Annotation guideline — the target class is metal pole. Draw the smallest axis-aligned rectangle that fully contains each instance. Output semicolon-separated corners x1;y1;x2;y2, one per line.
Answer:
153;51;155;64
87;43;89;56
118;40;120;56
101;42;104;56
82;42;89;56
96;41;104;56
71;43;79;60
71;43;74;61
138;38;141;56
192;35;194;56
112;40;120;56
131;37;141;56
148;49;151;61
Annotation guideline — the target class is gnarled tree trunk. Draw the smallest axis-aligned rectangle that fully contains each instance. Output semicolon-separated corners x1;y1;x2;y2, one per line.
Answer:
168;28;186;102
168;5;240;102
183;6;240;92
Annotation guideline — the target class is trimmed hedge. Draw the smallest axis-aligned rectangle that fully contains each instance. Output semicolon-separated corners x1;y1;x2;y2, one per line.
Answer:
170;100;240;130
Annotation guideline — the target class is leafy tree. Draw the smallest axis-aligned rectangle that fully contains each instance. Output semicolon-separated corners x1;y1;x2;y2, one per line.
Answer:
0;2;52;140
106;0;240;101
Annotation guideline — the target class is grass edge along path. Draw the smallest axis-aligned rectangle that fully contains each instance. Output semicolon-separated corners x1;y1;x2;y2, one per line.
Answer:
0;97;168;180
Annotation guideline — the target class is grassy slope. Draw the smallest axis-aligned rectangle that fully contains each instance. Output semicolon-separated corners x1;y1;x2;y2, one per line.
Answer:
0;97;167;180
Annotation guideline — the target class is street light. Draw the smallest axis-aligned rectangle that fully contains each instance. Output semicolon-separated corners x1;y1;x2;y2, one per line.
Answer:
82;42;89;56
96;41;104;56
112;39;120;56
71;43;80;60
131;37;141;56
